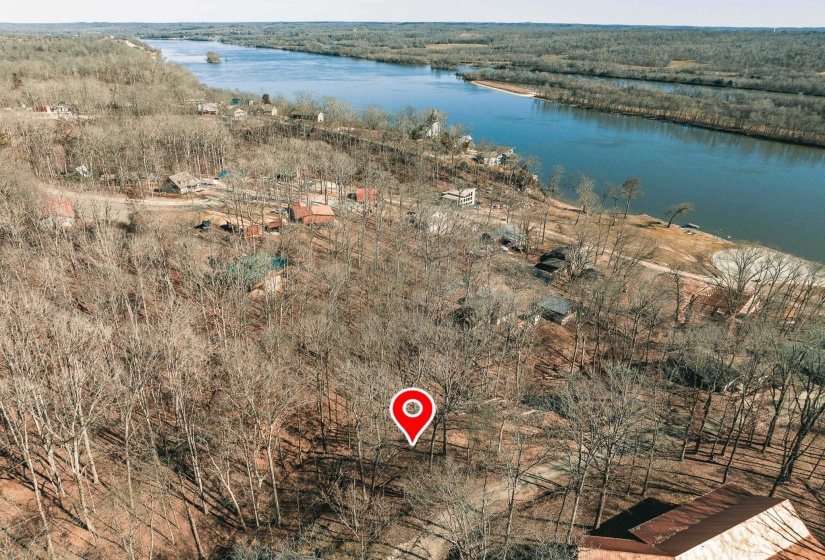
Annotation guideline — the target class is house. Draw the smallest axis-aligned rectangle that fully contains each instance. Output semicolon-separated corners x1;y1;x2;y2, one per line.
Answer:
475;146;515;166
441;188;476;207
355;188;379;203
290;202;335;225
539;245;574;263
225;253;289;294
482;222;526;248
578;483;825;560
226;107;247;120
413;110;441;139
459;135;476;152
197;102;218;115
290;111;324;123
160;172;199;194
410;210;453;235
534;258;569;280
239;224;262;239
451;292;516;328
40;198;76;228
533;294;576;324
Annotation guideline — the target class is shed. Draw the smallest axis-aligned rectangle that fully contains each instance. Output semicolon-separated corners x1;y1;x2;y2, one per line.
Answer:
534;294;576;324
161;172;199;194
290;202;335;225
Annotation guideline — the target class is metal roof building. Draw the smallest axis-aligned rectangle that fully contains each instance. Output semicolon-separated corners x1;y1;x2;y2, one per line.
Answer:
579;484;825;560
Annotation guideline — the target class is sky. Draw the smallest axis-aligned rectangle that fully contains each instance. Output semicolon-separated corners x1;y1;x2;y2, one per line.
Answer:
1;0;824;27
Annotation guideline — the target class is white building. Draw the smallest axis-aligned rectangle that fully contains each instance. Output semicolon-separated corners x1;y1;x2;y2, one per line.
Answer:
441;188;476;207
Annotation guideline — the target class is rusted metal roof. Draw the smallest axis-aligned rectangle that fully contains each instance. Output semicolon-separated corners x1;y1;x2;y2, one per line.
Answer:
768;536;825;559
630;484;753;545
586;484;825;559
579;536;674;559
654;496;786;556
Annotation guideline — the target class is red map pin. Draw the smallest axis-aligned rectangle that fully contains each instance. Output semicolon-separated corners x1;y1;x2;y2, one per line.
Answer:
390;388;436;447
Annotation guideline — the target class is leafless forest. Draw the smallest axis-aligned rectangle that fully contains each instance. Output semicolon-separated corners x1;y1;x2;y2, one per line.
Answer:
0;35;824;560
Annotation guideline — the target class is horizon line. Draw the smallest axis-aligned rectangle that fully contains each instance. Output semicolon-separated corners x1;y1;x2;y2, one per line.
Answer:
1;21;824;30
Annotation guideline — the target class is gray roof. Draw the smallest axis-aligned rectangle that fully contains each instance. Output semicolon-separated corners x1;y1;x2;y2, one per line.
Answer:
485;222;525;244
167;172;199;189
537;295;575;316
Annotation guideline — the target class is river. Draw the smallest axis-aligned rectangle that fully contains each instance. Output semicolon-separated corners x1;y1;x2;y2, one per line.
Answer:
146;39;825;263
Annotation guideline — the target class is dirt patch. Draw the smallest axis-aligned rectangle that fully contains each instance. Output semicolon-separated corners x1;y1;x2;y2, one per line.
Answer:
472;80;537;97
668;59;700;69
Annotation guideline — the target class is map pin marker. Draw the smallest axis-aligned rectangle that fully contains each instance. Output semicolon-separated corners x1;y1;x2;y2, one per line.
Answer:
390;388;436;447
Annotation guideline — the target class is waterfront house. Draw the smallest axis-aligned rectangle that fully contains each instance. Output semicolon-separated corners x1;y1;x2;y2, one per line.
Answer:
475;146;515;166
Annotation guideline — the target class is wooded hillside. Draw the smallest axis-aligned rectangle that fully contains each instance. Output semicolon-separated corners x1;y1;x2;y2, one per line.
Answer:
0;34;823;560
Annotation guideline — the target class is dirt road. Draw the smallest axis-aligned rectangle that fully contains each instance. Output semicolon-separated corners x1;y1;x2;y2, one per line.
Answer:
385;461;566;560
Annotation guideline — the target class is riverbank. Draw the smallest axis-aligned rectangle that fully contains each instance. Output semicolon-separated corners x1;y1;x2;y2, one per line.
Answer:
470;80;537;98
462;76;825;149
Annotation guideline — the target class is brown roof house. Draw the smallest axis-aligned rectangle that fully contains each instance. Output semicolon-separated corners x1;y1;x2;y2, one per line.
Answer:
290;202;335;225
40;198;76;229
161;172;200;194
579;484;825;560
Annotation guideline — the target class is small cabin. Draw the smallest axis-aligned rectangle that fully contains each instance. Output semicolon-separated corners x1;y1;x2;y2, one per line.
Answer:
290;202;335;225
534;295;576;325
482;222;526;248
161;172;199;194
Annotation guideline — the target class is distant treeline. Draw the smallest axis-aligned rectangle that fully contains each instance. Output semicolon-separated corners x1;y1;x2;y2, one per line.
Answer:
2;23;823;96
41;22;823;97
461;69;825;147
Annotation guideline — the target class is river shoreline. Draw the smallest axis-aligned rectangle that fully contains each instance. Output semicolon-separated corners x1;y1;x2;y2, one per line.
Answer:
462;77;825;149
146;39;825;263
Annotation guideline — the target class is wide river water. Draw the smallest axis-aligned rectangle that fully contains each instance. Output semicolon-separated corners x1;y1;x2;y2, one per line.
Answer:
147;40;825;263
